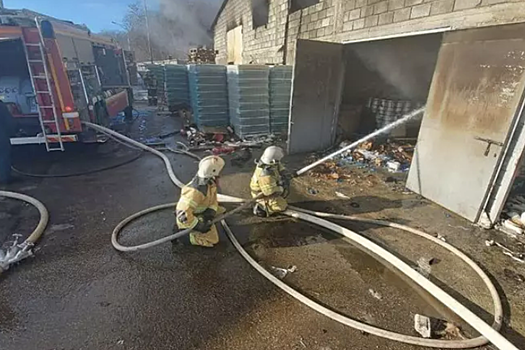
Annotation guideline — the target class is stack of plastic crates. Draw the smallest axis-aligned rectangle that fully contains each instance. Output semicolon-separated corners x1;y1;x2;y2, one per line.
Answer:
227;65;270;138
269;66;292;134
188;64;229;128
164;64;190;111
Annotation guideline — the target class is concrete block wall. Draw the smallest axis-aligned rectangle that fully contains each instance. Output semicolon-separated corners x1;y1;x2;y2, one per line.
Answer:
214;0;290;64
213;0;525;65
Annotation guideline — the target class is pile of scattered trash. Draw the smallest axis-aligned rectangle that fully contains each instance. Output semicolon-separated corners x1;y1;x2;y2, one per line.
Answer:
180;125;279;151
139;121;283;168
305;139;415;190
499;195;525;237
175;108;282;153
337;139;415;173
307;159;355;182
485;239;524;264
305;158;382;189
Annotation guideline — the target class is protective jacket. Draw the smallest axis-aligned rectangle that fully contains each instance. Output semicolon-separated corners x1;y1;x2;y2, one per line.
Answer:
175;176;222;247
250;161;288;215
176;176;218;229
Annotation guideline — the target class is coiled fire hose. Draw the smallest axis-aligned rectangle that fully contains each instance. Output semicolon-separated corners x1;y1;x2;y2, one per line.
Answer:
83;121;517;350
0;191;48;275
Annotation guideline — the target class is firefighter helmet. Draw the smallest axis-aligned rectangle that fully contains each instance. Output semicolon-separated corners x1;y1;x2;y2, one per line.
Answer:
260;146;285;165
197;156;225;178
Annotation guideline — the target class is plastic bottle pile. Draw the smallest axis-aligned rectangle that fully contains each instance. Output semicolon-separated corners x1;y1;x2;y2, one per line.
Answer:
368;98;423;130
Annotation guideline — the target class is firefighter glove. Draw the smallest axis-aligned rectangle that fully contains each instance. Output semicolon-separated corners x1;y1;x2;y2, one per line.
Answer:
194;219;213;233
202;208;216;221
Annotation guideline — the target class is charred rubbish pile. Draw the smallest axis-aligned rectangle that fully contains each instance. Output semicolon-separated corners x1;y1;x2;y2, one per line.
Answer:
305;139;415;191
187;46;217;64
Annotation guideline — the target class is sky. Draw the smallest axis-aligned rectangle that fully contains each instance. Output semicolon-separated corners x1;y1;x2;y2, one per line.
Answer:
4;0;144;33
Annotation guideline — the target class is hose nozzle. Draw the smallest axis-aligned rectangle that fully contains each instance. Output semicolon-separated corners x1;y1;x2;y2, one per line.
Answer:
0;236;34;272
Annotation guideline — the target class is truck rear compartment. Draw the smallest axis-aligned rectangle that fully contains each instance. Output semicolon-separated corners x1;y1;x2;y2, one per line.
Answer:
0;38;43;136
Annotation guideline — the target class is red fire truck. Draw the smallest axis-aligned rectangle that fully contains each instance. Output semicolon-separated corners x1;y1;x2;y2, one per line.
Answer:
0;9;134;151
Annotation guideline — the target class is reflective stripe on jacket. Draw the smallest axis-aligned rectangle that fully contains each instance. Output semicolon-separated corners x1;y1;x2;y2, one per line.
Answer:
250;162;285;197
176;177;219;229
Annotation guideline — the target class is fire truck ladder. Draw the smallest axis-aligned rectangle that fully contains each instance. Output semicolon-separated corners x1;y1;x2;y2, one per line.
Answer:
22;19;64;152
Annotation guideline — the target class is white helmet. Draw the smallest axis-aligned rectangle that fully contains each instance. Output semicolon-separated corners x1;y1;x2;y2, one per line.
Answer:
197;155;225;178
260;146;285;165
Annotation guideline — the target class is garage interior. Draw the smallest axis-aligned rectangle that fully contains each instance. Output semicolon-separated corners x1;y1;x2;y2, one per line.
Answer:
337;33;442;143
321;33;443;178
287;33;443;171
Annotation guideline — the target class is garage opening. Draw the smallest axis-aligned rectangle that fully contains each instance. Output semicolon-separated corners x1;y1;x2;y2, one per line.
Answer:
335;33;443;177
339;34;442;142
288;33;443;178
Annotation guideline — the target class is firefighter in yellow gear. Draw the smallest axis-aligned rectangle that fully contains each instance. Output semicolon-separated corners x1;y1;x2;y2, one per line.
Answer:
250;146;290;217
175;155;226;247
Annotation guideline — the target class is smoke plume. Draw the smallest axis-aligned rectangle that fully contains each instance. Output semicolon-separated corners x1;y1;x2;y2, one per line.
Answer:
121;0;222;61
149;0;222;59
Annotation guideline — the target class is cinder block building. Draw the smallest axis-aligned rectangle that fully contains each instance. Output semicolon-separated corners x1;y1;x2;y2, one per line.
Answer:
211;0;525;229
212;0;525;65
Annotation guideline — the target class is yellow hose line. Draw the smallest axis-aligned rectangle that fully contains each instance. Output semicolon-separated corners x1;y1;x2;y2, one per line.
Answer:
0;191;49;275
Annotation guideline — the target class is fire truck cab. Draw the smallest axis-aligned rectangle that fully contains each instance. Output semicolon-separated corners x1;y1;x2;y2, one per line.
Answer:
0;9;134;151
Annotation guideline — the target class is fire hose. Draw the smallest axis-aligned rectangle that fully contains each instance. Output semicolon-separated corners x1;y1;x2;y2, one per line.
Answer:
83;121;517;350
0;191;48;275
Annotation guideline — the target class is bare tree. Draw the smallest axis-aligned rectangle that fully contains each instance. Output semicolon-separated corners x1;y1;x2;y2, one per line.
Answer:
98;30;128;49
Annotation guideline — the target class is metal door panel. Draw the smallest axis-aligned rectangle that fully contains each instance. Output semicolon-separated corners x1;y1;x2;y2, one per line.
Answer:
288;39;344;154
484;99;525;224
407;24;525;221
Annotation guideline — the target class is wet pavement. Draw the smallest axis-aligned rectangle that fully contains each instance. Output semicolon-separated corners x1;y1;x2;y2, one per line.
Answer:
1;106;524;349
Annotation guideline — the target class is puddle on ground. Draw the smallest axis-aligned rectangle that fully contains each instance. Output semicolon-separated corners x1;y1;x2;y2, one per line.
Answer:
16;185;38;192
48;224;75;233
229;215;475;337
244;219;333;248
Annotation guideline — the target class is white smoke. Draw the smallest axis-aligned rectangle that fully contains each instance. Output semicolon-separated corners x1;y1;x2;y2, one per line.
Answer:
147;0;222;58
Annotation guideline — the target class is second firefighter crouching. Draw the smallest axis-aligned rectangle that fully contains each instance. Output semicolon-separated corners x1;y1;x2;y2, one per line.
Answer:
175;155;226;247
250;146;291;217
